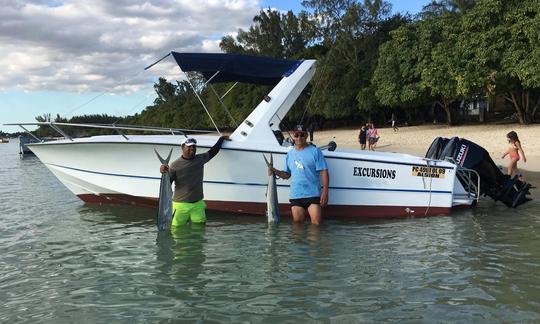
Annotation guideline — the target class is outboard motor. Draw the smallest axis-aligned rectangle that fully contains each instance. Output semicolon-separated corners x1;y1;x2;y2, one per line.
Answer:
425;137;449;160
426;137;532;207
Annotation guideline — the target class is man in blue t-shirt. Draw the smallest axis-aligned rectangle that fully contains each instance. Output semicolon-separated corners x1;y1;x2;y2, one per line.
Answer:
270;125;329;225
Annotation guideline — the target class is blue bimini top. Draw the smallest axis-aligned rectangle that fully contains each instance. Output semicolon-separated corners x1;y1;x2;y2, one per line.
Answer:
171;52;302;86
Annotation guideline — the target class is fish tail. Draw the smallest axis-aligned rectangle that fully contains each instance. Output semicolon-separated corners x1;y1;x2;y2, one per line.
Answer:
154;148;174;164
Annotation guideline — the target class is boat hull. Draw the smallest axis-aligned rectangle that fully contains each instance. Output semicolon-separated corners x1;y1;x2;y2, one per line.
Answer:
77;193;453;218
28;135;473;218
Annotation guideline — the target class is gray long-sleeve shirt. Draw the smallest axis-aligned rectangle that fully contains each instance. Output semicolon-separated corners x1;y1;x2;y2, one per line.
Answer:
168;137;225;202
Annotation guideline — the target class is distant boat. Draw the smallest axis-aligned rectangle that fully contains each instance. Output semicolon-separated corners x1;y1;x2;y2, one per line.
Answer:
19;136;38;155
0;138;9;143
19;136;55;157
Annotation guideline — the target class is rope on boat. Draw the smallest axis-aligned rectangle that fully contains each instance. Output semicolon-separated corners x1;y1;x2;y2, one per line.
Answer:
424;159;434;216
64;66;150;118
297;58;327;137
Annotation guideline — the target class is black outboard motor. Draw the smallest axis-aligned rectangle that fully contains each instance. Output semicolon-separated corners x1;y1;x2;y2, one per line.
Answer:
426;137;532;207
425;137;449;160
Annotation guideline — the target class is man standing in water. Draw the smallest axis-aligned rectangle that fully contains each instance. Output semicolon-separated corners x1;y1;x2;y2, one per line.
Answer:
160;136;228;226
269;125;329;225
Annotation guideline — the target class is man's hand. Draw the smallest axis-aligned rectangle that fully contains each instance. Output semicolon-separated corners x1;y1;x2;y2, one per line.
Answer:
220;135;231;141
268;167;276;176
160;164;169;174
320;188;328;207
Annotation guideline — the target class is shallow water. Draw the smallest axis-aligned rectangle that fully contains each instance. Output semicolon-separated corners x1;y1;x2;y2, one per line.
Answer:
1;141;540;322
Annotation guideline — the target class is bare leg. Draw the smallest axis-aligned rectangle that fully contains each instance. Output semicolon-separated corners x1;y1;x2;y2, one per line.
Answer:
291;206;307;223
508;160;517;176
307;204;322;225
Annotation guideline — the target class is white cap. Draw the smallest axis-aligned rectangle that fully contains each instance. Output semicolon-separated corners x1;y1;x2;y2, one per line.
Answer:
181;137;197;146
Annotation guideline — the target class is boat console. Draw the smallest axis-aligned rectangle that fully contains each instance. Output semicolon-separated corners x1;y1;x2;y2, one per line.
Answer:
426;137;532;207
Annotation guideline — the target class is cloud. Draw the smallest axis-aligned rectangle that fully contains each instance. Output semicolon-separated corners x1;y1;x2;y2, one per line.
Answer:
0;0;261;93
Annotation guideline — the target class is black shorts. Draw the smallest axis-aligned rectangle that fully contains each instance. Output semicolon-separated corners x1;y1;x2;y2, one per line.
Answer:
290;197;320;209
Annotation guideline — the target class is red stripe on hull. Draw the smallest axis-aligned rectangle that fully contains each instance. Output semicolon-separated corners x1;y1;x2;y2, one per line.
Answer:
77;193;467;218
78;193;158;209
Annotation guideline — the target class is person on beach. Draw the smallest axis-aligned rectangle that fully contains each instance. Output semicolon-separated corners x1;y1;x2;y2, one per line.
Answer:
269;125;329;225
358;124;367;150
390;113;399;132
367;123;379;151
160;136;228;226
501;131;526;177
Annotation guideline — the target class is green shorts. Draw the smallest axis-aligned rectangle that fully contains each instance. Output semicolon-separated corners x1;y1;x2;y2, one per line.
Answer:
172;200;207;226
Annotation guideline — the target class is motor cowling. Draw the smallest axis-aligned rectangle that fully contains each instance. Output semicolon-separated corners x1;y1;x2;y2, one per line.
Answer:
426;137;532;207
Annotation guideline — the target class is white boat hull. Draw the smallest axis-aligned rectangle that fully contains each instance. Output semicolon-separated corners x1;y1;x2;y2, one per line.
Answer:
28;134;473;218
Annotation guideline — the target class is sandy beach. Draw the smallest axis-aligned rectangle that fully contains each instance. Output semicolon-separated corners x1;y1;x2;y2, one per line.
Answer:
312;123;540;183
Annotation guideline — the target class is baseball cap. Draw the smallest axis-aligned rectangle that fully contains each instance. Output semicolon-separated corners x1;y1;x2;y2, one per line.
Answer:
293;124;307;133
181;137;197;146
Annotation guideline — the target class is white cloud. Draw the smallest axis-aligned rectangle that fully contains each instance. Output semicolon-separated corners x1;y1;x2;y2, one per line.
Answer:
0;0;262;93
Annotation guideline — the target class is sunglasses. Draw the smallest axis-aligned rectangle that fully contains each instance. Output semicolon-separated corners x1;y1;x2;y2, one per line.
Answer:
293;132;306;138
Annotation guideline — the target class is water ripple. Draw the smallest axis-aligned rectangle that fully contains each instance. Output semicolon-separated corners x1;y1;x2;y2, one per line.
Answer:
1;142;540;322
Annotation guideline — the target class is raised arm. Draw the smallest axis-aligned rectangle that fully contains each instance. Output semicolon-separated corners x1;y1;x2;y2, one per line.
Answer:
207;136;228;161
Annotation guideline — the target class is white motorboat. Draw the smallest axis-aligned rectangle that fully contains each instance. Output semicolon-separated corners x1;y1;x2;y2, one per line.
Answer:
7;53;530;217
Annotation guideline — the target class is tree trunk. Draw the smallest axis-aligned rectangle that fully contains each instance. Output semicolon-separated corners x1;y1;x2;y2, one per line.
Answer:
504;91;528;124
437;100;454;126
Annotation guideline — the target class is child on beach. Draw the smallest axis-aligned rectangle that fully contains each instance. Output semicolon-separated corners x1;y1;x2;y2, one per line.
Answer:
390;113;398;132
501;131;526;177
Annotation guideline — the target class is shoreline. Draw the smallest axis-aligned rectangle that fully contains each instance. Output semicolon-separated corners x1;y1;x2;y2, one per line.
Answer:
311;123;540;184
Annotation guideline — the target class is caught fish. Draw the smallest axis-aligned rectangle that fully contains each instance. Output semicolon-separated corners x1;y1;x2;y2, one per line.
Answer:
155;148;175;231
263;154;280;224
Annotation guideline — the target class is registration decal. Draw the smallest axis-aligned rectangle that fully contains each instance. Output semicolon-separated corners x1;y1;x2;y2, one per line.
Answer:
411;166;446;178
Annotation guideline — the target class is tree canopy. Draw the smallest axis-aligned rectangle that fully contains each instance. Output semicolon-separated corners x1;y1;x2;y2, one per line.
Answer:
34;0;540;133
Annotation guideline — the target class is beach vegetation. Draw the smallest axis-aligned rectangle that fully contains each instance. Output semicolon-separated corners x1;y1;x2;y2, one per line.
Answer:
31;0;540;134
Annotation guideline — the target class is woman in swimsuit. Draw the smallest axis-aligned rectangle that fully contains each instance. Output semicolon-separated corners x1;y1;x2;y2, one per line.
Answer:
501;131;526;177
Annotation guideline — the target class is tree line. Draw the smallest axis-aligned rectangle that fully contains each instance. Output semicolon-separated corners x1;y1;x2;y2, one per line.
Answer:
32;0;540;137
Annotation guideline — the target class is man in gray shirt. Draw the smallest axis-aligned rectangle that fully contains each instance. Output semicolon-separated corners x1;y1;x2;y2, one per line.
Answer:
160;136;227;226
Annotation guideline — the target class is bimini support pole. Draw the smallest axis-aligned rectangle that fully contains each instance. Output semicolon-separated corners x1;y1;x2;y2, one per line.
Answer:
50;122;73;141
18;125;42;142
182;72;222;136
145;52;224;135
209;84;238;128
144;53;171;71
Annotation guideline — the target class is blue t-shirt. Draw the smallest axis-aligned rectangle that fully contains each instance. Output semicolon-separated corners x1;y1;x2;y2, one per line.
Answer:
283;145;328;199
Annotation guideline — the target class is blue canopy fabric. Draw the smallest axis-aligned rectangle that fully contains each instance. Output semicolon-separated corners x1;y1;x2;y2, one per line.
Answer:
171;52;302;85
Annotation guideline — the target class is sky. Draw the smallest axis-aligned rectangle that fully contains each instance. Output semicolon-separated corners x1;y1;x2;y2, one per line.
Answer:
0;0;426;133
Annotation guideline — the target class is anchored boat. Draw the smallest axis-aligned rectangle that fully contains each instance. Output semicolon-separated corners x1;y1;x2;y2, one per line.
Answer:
5;53;531;217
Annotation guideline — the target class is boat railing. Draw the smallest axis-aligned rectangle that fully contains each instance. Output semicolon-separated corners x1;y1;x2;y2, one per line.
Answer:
456;167;481;201
3;122;215;142
444;157;481;202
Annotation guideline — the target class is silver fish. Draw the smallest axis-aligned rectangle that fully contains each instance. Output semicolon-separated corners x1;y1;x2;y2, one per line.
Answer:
263;154;280;224
155;148;175;231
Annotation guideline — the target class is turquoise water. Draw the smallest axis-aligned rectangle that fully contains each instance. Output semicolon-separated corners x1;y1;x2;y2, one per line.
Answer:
1;141;540;322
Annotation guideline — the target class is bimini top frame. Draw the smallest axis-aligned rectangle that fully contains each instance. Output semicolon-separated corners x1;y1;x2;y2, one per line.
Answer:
146;52;310;142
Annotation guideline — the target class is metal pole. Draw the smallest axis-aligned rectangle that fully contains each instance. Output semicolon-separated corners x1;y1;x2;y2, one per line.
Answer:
144;52;171;71
111;124;129;140
204;70;221;86
50;122;73;141
220;82;238;100
210;84;238;127
18;125;42;142
183;72;222;136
